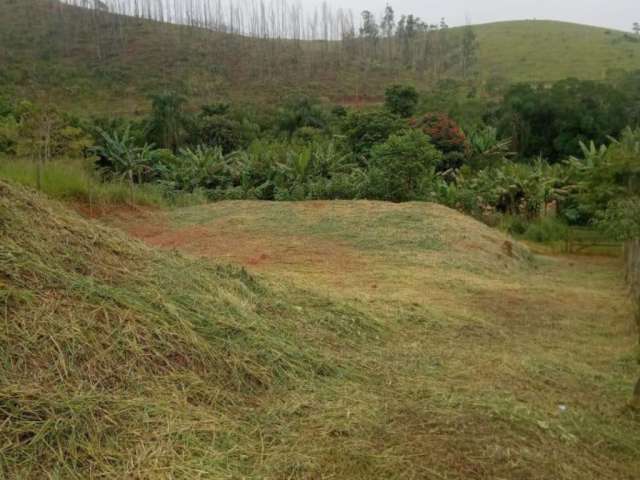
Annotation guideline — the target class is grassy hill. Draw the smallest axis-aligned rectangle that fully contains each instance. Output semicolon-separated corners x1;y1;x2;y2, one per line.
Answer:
476;20;640;83
2;180;639;478
1;0;639;114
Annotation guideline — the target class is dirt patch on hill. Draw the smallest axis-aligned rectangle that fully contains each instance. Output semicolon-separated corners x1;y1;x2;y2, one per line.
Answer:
109;212;367;275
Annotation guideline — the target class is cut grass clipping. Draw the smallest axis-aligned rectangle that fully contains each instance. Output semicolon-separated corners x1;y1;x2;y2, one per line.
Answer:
0;180;379;478
1;180;639;479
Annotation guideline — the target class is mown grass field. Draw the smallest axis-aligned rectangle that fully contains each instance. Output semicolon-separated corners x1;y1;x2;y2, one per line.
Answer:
83;197;640;478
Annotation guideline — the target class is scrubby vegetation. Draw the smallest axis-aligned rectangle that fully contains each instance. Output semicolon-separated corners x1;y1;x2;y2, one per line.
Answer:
2;70;639;240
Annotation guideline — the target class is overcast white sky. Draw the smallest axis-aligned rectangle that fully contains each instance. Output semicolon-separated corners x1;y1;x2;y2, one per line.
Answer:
308;0;638;31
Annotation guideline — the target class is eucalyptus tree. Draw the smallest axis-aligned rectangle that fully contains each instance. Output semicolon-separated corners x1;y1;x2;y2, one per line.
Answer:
359;10;379;60
461;24;478;78
380;5;395;62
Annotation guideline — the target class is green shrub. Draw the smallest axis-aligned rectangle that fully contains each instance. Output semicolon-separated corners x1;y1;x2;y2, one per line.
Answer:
0;115;18;155
189;105;258;154
384;84;419;118
342;110;405;160
366;129;442;202
522;217;569;243
307;171;366;199
276;95;328;137
292;126;324;144
500;215;529;236
192;114;242;153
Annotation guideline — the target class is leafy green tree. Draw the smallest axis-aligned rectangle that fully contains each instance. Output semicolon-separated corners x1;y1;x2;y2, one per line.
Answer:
366;129;442;201
497;79;628;161
276;95;327;137
384;84;419;118
342;110;405;161
599;197;640;240
565;127;640;223
190;110;246;154
592;129;640;410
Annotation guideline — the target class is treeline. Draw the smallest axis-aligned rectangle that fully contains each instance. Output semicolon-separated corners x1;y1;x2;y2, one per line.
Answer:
2;71;639;239
33;0;479;79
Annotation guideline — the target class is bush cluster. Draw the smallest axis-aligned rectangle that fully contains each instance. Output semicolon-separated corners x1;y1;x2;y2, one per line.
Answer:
4;70;639;239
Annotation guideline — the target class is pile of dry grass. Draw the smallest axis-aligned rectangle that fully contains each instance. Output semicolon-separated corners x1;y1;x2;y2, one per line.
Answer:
0;181;378;478
2;181;639;479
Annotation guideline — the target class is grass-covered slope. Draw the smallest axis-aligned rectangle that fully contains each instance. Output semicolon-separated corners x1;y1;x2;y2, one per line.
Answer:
1;0;639;112
475;20;640;82
1;182;639;478
0;181;381;478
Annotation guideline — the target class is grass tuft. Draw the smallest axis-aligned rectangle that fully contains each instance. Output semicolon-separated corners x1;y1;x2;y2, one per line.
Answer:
0;157;208;208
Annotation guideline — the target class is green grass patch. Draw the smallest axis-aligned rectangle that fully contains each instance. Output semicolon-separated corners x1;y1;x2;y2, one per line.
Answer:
0;157;208;207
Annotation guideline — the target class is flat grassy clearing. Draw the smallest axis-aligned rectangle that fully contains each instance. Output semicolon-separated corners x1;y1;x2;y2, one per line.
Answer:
97;199;640;478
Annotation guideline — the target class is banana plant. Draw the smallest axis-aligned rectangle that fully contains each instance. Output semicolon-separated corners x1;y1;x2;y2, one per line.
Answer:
175;146;229;191
93;126;155;203
468;127;514;167
569;140;608;168
310;141;355;177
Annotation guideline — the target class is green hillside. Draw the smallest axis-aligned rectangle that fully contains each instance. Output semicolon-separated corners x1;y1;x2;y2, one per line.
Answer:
476;20;640;82
1;0;639;114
